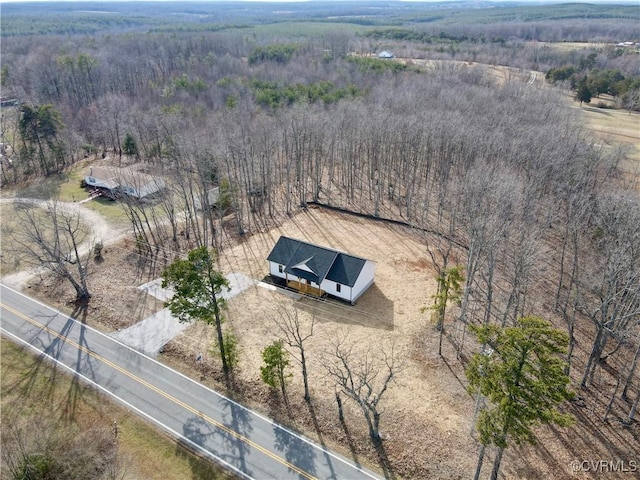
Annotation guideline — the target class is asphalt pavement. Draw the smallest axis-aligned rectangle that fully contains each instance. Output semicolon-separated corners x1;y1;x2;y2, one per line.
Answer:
0;283;383;480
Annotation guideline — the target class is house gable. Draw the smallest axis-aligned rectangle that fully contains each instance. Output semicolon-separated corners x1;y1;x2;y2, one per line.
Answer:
267;236;371;289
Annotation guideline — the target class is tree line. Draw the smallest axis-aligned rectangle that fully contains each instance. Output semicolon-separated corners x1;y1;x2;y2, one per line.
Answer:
2;21;638;480
546;52;640;110
3;29;636;393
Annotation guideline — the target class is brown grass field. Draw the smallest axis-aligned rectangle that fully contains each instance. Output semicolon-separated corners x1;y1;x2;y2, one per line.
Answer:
577;101;640;177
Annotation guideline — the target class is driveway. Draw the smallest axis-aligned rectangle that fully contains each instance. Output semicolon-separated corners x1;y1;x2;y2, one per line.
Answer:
0;197;127;289
110;273;256;356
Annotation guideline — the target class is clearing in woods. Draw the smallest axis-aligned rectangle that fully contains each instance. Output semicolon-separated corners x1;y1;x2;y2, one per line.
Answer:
2;61;636;480
17;205;639;479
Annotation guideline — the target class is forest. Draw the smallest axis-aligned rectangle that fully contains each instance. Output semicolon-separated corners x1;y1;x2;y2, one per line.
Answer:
1;1;639;479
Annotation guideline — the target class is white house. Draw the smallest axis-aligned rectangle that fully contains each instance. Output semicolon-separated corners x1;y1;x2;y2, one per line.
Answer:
84;166;165;199
267;236;376;304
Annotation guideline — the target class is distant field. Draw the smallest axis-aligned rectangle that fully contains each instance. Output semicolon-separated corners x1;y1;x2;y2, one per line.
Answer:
247;21;372;38
531;41;610;51
574;99;640;175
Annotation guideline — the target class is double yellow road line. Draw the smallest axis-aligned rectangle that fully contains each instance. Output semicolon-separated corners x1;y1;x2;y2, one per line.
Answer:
0;302;316;480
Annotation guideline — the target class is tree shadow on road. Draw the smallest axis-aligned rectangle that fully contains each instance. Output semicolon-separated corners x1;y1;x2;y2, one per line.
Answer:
273;423;318;479
58;299;93;421
4;300;95;423
181;401;254;479
306;401;341;480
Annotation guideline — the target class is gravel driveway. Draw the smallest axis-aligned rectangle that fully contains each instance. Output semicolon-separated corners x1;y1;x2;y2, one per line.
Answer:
110;272;255;356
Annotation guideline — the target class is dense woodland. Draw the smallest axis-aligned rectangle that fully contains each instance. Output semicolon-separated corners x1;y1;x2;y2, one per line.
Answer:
1;1;639;478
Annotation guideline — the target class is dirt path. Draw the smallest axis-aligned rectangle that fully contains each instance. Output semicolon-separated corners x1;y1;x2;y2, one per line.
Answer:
0;197;128;289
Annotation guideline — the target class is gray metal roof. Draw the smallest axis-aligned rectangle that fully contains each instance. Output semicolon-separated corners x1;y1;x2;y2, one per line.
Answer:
267;236;368;287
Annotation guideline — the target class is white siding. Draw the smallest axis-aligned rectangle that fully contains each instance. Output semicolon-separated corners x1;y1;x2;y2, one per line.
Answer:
319;279;352;303
350;260;376;303
270;261;319;287
269;261;286;280
269;259;375;304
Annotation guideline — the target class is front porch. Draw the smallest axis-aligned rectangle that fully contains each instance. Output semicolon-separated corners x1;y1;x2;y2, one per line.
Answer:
287;280;326;298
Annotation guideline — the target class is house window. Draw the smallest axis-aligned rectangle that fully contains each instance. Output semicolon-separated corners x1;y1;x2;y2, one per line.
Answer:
278;265;284;273
336;283;341;293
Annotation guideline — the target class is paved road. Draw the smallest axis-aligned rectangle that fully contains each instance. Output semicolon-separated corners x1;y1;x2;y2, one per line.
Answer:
0;284;383;480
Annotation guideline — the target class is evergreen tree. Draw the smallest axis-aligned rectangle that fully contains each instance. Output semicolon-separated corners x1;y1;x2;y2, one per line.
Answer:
162;247;232;376
18;104;65;174
260;340;292;402
466;316;574;480
122;133;138;157
575;78;592;106
432;265;464;356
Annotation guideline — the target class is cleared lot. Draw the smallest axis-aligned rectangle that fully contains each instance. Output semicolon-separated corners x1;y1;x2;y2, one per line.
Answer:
166;206;480;479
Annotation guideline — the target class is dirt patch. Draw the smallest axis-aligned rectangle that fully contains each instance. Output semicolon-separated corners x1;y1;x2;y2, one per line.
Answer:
16;207;640;480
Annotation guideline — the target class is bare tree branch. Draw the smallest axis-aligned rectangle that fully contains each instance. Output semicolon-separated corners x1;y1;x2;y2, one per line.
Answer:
322;333;402;443
11;200;93;300
272;303;315;401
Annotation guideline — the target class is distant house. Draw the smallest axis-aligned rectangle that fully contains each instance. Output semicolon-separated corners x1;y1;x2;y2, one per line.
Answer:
0;97;19;107
377;51;395;59
193;187;220;210
84;166;165;199
267;236;376;304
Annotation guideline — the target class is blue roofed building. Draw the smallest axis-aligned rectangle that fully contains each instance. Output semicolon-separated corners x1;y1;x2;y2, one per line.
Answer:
267;236;376;304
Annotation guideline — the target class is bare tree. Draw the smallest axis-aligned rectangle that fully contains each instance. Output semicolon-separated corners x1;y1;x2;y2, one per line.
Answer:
453;162;516;355
322;335;401;444
272;304;315;401
12;200;93;301
579;193;640;387
426;234;454;352
120;196;157;258
622;336;640;401
95;93;130;158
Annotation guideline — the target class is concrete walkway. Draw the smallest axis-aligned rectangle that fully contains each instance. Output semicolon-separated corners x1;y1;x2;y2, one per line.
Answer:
110;273;255;356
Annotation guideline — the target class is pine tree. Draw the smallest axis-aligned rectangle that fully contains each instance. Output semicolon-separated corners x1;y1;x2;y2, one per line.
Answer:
162;247;232;376
122;133;138;156
260;340;292;402
466;316;574;480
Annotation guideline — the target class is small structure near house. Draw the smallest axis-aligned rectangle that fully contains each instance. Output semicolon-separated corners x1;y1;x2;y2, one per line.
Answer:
267;236;376;304
0;97;19;108
193;187;220;210
377;51;395;59
84;166;165;199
